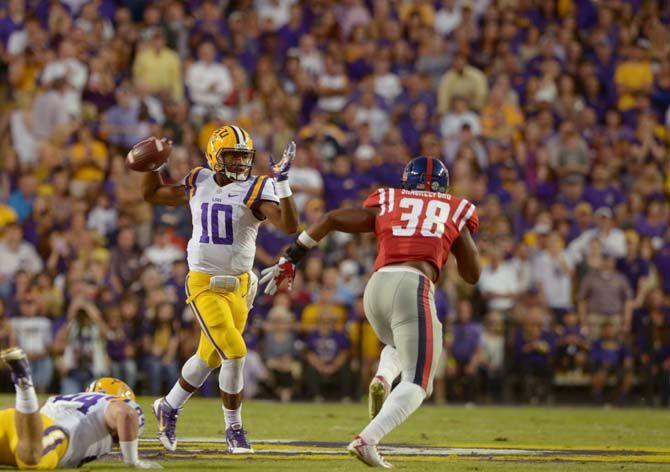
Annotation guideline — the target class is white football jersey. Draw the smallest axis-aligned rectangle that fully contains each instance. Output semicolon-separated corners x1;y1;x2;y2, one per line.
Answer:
40;392;145;468
183;167;280;275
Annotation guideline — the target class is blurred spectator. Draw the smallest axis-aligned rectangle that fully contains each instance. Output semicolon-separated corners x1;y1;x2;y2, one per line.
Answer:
143;227;185;279
583;163;624;211
303;311;351;400
578;253;633;338
532;232;574;320
40;39;87;118
100;84;153;148
186;41;233;124
440;96;481;138
446;300;482;401
262;307;298;402
144;302;180;396
54;298;108;394
110;227;143;291
437;54;488;114
590;322;633;404
617;231;652;307
10;293;52;392
513;307;555;403
555;312;589;373
478;248;521;318
479;311;505;402
104;306;138;389
286;147;323;209
132;29;183;101
87;193;118;241
0;223;42;297
567;207;626;265
317;55;350;114
8;173;37;223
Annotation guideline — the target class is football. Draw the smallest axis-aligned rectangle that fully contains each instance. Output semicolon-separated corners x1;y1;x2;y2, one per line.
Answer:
126;137;172;172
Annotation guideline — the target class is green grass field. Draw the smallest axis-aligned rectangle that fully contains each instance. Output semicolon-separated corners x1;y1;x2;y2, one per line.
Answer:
2;396;670;471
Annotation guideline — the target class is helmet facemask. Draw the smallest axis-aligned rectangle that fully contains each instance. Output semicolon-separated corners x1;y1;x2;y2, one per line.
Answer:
215;149;255;181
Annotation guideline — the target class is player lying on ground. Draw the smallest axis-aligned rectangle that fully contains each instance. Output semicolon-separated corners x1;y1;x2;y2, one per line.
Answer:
0;347;158;469
261;156;480;468
140;125;299;453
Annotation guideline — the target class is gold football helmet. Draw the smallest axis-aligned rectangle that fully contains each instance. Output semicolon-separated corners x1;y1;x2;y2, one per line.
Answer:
86;377;136;401
206;125;255;181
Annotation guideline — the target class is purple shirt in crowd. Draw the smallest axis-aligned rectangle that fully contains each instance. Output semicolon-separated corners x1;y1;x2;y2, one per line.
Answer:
590;339;631;369
583;185;624;210
306;330;350;363
452;321;483;363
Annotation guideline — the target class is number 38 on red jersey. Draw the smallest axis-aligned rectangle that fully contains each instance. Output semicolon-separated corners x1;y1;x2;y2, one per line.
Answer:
363;188;479;276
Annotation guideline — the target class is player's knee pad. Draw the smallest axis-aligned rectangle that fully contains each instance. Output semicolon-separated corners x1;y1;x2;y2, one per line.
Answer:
219;357;245;394
182;355;213;387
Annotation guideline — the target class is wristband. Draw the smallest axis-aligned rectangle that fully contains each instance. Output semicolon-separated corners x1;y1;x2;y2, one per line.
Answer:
297;231;319;248
120;439;139;465
276;179;292;199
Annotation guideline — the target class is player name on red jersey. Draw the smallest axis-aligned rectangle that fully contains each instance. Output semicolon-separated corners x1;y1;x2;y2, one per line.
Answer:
364;188;479;278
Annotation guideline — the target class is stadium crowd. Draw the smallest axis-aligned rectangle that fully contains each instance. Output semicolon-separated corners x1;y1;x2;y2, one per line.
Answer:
0;0;669;405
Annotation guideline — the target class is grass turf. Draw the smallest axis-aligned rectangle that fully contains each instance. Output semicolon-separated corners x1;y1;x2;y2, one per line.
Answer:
1;395;670;471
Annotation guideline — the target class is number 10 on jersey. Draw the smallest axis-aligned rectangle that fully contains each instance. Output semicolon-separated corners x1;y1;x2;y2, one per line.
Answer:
200;203;233;245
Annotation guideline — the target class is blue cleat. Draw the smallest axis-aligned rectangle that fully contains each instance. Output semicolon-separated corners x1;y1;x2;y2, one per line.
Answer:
0;347;32;389
153;397;179;452
225;424;253;454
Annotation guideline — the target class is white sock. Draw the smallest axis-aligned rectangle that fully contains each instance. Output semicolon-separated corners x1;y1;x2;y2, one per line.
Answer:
223;405;242;429
375;345;402;385
15;385;39;414
359;382;425;445
165;383;192;410
166;356;213;409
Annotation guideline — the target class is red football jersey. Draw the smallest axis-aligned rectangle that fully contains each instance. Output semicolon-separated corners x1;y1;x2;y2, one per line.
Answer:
363;188;479;277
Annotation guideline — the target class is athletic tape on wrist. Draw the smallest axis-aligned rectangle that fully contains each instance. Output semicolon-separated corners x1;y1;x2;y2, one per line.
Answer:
298;231;318;248
120;440;139;465
276;179;292;198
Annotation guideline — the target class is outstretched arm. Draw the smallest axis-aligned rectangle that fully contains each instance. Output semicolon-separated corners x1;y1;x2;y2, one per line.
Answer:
142;170;188;207
259;207;377;294
105;401;161;468
307;207;378;240
450;227;481;284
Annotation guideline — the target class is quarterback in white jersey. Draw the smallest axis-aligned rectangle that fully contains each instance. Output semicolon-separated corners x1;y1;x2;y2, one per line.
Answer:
0;348;157;469
184;166;280;275
141;124;298;454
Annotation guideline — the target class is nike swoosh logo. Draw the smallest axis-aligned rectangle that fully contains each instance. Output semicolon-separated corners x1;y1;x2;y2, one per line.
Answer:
228;193;238;197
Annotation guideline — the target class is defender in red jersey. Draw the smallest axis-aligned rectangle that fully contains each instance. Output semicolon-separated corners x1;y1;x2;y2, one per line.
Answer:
260;156;480;468
363;187;478;278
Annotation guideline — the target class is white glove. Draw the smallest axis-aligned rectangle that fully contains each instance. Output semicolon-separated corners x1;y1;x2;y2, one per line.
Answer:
259;257;296;295
132;460;163;469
